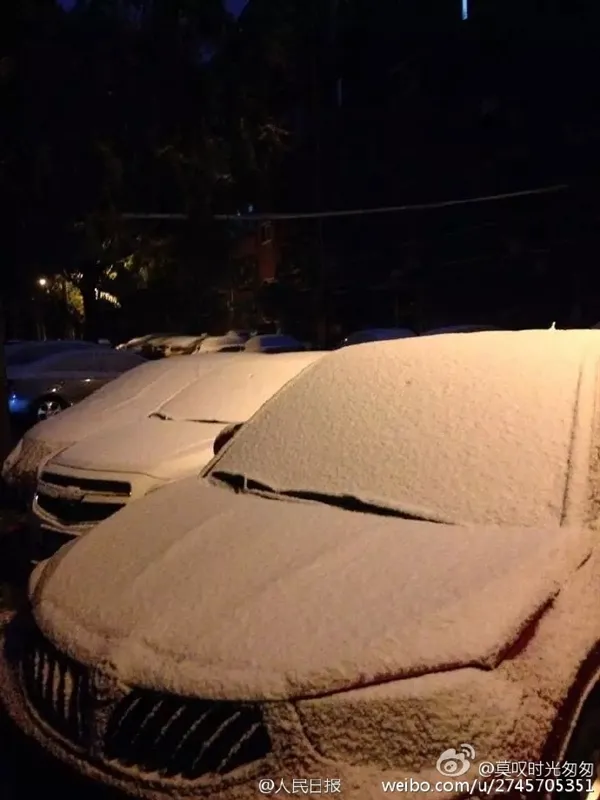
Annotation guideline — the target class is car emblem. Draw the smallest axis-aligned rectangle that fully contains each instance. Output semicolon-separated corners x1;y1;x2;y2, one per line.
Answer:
88;667;119;705
61;486;85;502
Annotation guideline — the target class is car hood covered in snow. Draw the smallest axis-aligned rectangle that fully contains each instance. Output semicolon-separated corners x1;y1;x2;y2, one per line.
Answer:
50;418;223;478
5;351;324;484
31;479;594;702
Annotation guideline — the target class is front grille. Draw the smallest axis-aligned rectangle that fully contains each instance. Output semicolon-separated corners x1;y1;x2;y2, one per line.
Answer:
104;690;271;779
40;472;132;497
20;629;91;747
36;493;124;525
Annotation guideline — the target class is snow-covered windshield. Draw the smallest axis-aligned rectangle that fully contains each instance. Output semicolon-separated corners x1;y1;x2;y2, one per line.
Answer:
207;330;592;526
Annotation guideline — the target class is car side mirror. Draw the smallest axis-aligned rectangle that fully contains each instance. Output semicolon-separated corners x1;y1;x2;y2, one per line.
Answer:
213;423;243;456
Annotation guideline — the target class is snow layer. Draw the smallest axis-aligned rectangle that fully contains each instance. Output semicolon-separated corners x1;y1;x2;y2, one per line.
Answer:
157;351;323;422
1;436;74;493
47;352;324;476
212;330;600;527
50;418;221;477
197;333;246;352
31;478;593;701
4;352;317;488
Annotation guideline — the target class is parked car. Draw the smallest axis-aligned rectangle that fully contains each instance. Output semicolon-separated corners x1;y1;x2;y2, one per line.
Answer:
196;332;247;353
7;347;144;424
5;339;106;367
156;335;207;358
6;329;600;799
2;352;222;497
338;327;416;347
116;333;176;355
23;351;325;559
244;334;306;353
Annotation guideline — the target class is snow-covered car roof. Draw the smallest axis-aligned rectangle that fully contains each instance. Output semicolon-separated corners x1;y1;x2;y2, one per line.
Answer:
244;334;306;352
340;328;416;347
208;329;600;528
162;335;203;345
196;333;246;353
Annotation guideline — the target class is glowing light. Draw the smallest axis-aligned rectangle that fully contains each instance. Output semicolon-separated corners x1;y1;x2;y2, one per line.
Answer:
462;0;469;19
37;277;48;287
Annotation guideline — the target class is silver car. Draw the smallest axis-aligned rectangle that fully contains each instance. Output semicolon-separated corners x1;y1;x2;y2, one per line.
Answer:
7;347;145;423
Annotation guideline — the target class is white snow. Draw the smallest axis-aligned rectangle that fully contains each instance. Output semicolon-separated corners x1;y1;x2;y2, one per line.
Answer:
32;478;594;702
161;335;202;348
196;333;246;352
44;352;324;477
211;330;600;527
13;329;600;792
2;356;211;487
157;351;323;422
50;419;221;477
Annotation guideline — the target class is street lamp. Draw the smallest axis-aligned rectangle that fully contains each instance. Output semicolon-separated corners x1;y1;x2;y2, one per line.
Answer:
37;277;48;288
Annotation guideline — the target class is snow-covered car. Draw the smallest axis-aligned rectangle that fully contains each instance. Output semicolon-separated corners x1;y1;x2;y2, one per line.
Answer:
28;351;325;560
195;332;247;353
7;329;600;799
244;333;306;353
148;335;207;359
115;333;176;353
338;327;416;347
7;347;144;423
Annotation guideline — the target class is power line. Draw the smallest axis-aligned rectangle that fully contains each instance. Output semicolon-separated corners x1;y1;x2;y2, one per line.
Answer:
121;183;569;223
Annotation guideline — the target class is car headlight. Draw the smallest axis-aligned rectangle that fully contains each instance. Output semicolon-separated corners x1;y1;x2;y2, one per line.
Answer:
295;670;522;774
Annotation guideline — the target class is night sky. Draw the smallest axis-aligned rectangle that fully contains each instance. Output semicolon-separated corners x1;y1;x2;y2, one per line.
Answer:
57;0;248;15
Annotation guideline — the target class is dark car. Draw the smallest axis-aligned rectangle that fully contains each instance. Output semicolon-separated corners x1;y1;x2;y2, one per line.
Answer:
5;339;106;368
7;347;145;423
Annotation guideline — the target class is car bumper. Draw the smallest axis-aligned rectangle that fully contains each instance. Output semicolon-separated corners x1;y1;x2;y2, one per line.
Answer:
0;615;457;800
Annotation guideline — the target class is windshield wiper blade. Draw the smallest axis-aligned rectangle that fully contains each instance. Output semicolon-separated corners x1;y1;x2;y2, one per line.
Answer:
150;413;233;424
150;412;173;421
209;471;447;524
189;418;235;425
